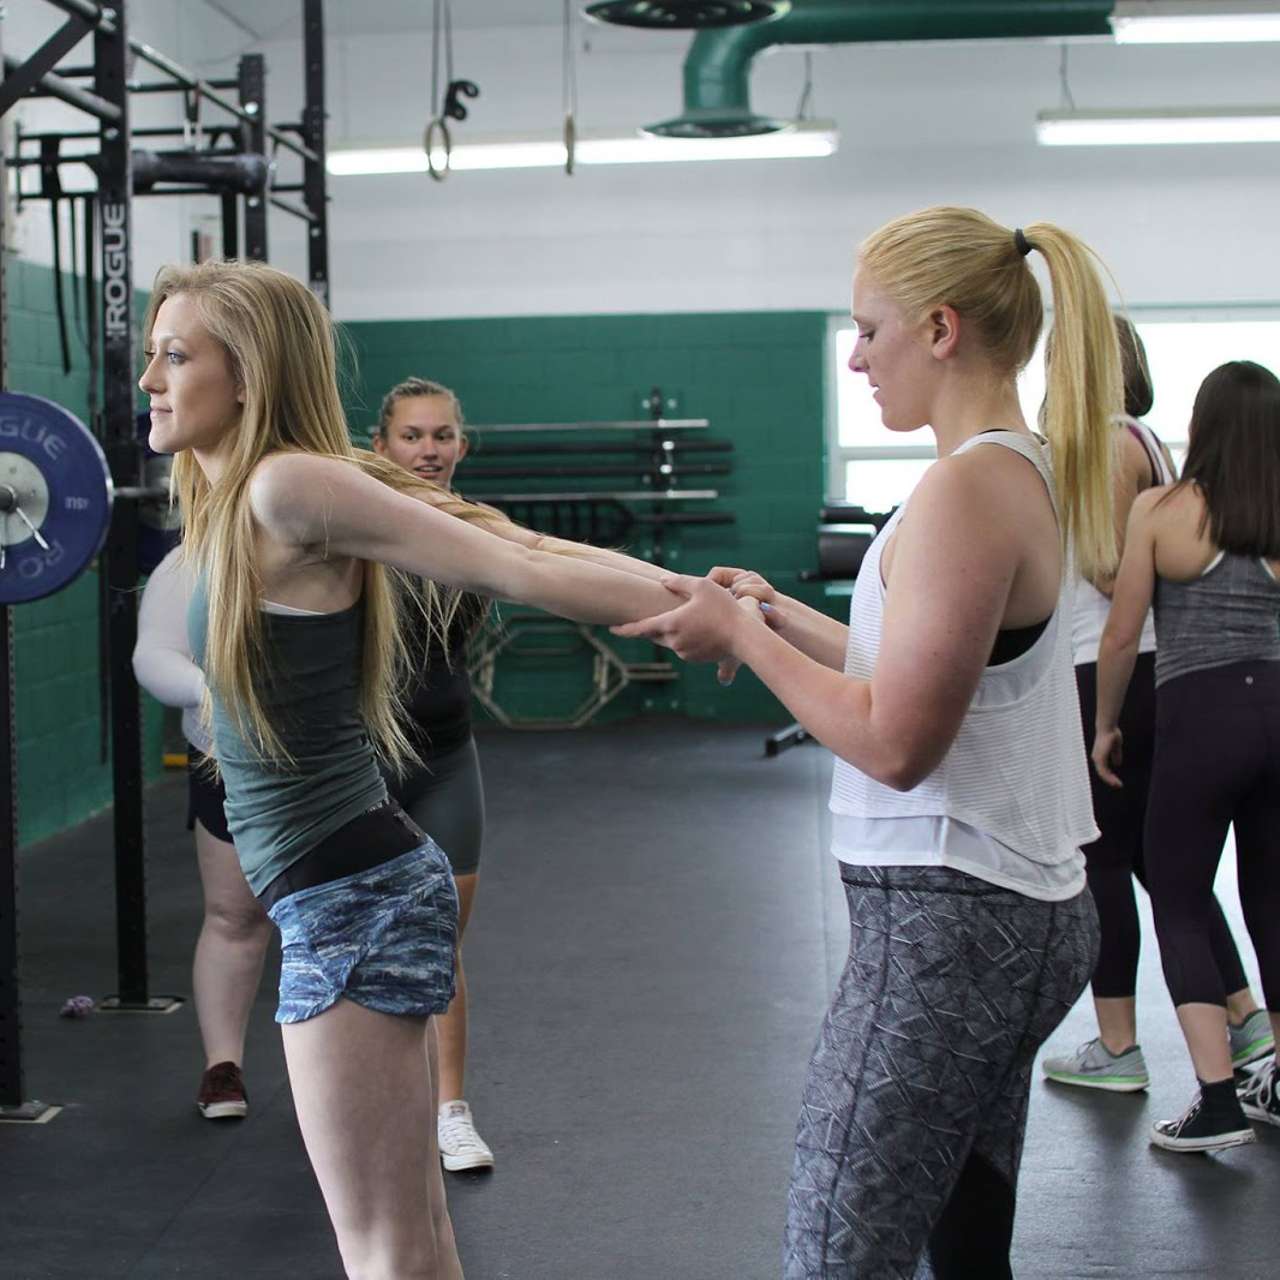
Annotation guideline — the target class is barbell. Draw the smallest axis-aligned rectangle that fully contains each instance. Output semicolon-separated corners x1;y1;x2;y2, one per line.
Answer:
0;392;174;605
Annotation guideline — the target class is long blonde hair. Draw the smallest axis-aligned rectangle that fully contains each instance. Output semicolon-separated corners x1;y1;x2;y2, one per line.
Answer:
858;206;1122;581
151;259;506;767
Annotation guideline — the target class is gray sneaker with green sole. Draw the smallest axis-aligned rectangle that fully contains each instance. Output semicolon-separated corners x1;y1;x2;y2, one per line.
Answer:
1042;1037;1150;1092
1229;1010;1275;1071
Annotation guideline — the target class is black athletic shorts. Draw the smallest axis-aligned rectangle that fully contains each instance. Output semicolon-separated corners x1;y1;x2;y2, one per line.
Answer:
186;747;233;844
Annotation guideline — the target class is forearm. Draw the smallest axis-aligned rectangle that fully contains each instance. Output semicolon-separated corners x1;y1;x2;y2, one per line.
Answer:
1095;631;1139;733
733;620;903;787
132;644;205;709
534;536;669;584
766;592;850;669
508;551;683;625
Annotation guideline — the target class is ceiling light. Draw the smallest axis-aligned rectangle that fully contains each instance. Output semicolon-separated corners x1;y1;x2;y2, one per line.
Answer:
1111;1;1280;43
327;123;838;176
1036;107;1280;146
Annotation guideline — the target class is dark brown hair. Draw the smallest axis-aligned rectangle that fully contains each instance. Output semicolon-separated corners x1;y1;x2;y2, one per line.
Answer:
1115;315;1154;419
1175;360;1280;557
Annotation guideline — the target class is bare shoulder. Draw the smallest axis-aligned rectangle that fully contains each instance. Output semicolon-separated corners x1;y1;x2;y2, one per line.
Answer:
1132;481;1189;528
1118;425;1155;486
249;452;356;523
893;451;1019;560
935;440;1046;524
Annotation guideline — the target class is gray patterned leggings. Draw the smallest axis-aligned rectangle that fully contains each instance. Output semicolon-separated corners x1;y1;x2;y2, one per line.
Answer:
784;865;1099;1280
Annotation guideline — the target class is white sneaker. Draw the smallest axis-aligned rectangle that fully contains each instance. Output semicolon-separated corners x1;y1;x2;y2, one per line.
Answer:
438;1099;495;1172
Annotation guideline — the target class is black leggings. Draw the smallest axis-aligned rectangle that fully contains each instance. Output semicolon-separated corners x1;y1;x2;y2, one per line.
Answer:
1145;660;1280;1011
1075;657;1248;1000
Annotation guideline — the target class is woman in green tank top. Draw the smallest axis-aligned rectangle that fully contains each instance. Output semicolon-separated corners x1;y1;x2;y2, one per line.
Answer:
139;259;736;1279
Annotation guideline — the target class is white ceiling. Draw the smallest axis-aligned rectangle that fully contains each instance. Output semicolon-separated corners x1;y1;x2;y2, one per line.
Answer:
203;0;574;42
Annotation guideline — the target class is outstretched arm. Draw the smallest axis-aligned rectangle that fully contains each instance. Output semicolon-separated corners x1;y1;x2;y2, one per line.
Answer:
617;461;1018;790
250;454;682;624
1093;491;1160;787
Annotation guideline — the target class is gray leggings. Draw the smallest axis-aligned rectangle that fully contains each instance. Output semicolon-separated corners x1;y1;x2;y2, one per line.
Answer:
384;738;486;877
785;865;1098;1280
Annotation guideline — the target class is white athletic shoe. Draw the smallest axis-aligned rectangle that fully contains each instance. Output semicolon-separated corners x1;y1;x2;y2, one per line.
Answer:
1238;1060;1280;1129
438;1099;495;1173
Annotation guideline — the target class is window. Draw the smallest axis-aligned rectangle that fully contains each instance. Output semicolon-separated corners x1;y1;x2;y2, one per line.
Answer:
828;312;1280;510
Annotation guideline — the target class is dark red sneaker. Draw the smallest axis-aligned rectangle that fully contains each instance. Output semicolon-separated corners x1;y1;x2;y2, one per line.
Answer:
196;1061;248;1120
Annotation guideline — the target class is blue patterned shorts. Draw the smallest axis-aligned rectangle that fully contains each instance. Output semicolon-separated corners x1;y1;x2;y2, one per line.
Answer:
267;842;459;1024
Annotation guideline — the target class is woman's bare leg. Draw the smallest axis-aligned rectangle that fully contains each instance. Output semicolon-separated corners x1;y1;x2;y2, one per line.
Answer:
283;999;463;1280
193;820;272;1067
436;873;477;1104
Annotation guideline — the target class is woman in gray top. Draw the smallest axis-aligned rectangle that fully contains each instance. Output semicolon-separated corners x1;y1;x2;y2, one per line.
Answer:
1095;360;1280;1155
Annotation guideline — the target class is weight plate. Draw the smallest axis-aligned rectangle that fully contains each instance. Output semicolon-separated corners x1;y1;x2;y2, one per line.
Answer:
0;393;113;604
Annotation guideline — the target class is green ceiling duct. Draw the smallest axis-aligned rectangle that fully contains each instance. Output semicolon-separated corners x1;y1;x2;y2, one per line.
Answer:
645;0;1117;137
585;1;792;29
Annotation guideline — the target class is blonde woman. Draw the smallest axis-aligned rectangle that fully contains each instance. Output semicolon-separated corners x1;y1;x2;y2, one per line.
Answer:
618;208;1114;1278
371;377;493;1171
139;259;690;1280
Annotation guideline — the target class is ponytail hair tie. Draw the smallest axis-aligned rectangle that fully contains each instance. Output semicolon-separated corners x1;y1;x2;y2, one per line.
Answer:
1014;227;1033;257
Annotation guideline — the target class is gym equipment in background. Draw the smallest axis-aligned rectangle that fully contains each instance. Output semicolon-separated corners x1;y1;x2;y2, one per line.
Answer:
461;387;735;729
0;0;330;1123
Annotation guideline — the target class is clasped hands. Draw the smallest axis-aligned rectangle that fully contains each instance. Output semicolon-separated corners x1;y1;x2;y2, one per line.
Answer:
611;566;783;684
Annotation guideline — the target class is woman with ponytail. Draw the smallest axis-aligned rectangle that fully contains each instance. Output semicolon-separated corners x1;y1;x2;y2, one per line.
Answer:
139;259;695;1279
1093;359;1280;1153
616;207;1119;1278
1042;322;1270;1098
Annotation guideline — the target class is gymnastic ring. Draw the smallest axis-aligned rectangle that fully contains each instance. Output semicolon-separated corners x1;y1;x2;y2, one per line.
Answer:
424;116;452;182
564;112;576;176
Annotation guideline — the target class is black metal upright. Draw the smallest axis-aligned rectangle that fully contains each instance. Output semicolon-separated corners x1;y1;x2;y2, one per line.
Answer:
302;0;330;307
238;54;267;261
95;2;150;1009
0;20;24;1114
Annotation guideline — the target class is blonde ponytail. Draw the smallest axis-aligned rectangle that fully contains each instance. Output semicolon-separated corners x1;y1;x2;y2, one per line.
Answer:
1021;222;1123;581
858;205;1122;580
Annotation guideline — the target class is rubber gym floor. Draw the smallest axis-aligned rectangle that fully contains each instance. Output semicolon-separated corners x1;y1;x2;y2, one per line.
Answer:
3;722;1277;1279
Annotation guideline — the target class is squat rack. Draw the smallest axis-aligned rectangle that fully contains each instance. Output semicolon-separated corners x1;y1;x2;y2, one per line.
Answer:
0;0;330;1120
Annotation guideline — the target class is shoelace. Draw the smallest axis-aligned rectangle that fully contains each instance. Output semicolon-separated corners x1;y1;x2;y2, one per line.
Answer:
1163;1096;1202;1135
1239;1063;1277;1112
439;1112;489;1154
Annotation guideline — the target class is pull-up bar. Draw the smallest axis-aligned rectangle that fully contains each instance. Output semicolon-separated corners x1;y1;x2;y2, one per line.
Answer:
15;2;316;166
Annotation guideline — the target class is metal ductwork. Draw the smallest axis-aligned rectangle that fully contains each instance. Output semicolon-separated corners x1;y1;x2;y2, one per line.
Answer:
643;0;1117;137
585;1;791;28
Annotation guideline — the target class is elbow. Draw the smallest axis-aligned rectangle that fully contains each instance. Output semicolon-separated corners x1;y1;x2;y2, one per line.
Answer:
880;759;930;794
872;741;937;793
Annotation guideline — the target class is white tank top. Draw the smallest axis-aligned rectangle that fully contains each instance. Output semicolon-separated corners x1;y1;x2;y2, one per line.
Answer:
829;431;1097;901
1072;417;1172;665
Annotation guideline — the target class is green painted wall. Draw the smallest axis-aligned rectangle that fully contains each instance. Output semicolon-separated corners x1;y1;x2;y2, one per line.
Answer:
11;285;833;848
340;311;832;725
7;258;165;849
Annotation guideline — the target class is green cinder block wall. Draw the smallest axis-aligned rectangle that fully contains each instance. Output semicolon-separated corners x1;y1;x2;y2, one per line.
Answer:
7;257;166;849
340;311;832;725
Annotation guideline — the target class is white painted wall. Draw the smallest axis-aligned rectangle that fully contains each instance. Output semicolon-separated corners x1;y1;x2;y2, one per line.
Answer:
7;7;1280;320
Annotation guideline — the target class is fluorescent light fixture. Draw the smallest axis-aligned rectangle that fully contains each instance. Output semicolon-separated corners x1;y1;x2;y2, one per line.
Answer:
327;123;838;176
1111;1;1280;43
1036;107;1280;146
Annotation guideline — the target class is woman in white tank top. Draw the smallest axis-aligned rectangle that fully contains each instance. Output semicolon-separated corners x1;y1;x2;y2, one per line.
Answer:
618;207;1124;1279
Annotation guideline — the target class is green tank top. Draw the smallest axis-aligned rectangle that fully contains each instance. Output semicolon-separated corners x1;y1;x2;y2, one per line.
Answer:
187;575;388;895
